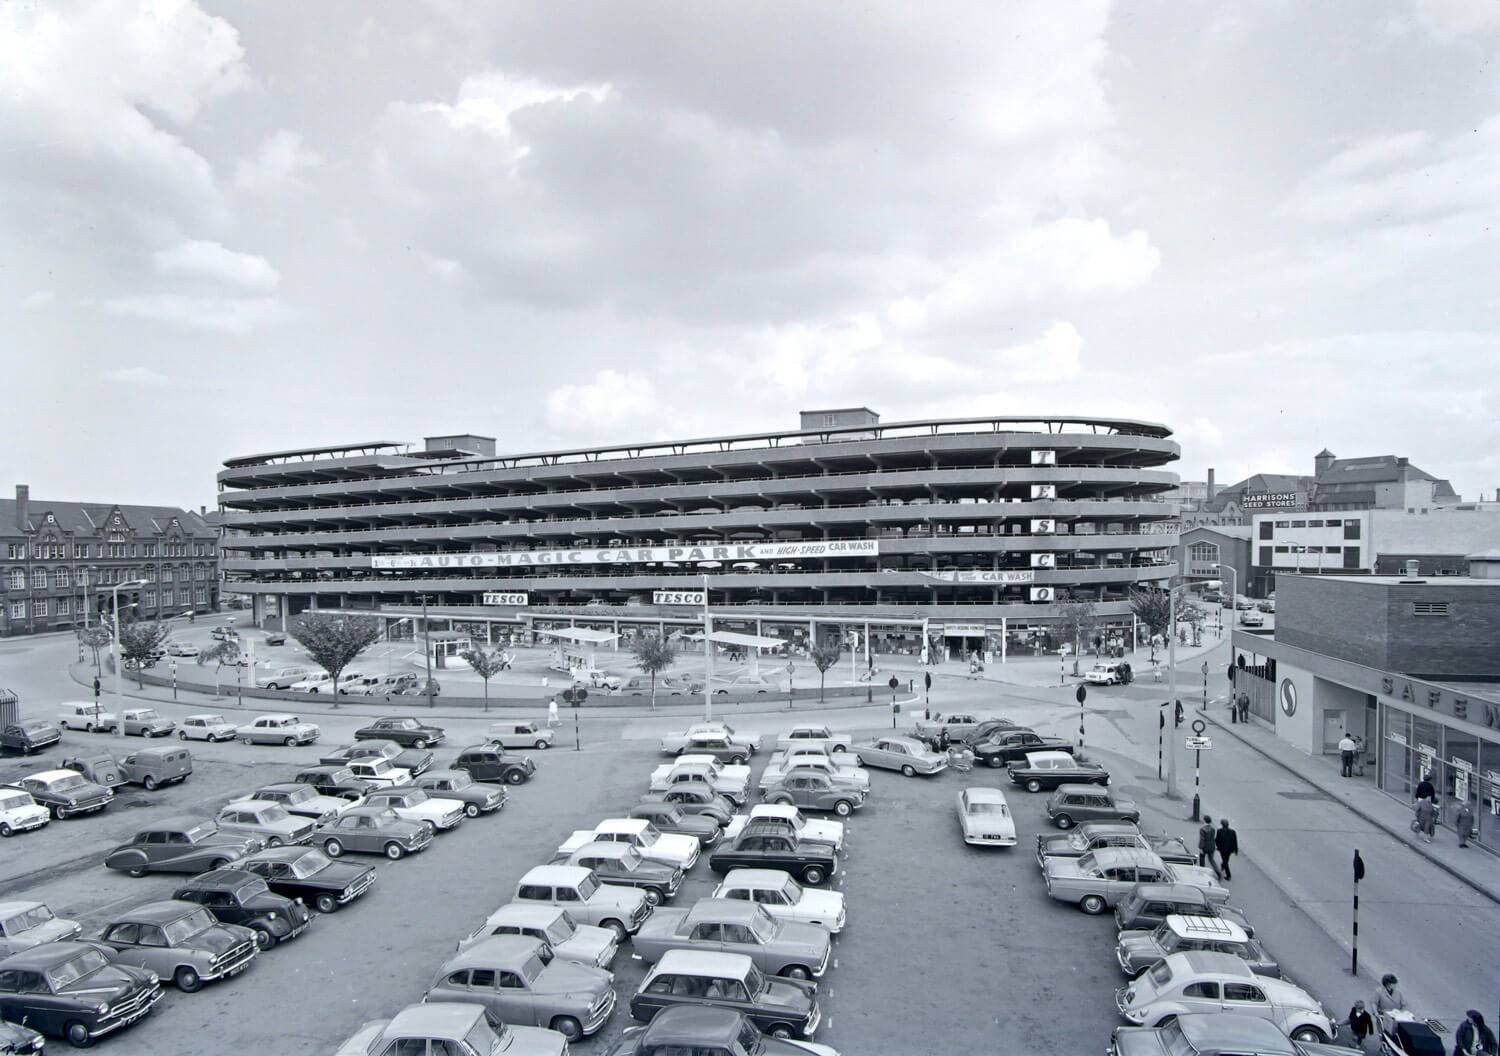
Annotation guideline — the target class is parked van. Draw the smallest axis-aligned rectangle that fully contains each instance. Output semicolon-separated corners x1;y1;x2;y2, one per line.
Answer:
60;752;125;788
117;746;193;790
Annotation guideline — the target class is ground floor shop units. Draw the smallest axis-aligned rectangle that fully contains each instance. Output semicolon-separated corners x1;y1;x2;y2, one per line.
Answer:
1230;631;1500;855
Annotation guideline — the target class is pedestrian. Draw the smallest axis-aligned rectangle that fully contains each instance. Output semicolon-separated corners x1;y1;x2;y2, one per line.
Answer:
1215;818;1239;880
1344;1001;1375;1050
1454;1009;1498;1056
1415;797;1438;843
547;697;559;728
1197;815;1219;875
1414;773;1436;803
1454;797;1475;849
1339;733;1358;778
1237;693;1250;723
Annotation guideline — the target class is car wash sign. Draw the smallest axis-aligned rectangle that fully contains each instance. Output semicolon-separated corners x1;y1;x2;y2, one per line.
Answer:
921;570;1035;584
373;540;879;570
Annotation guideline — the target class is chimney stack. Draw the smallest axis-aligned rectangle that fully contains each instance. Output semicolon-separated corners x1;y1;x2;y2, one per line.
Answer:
1405;559;1420;579
1314;449;1336;478
1206;468;1216;502
14;485;28;531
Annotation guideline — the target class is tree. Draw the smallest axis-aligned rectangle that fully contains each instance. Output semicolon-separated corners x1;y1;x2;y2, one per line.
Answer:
1054;599;1099;674
79;626;111;674
808;641;842;704
198;639;242;696
460;647;505;712
116;620;170;688
1129;587;1174;640
630;632;677;710
289;613;383;708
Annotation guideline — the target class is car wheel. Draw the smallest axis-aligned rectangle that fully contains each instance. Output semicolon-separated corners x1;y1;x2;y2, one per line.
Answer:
730;755;746;765
1080;894;1108;915
550;1017;583;1043
463;802;480;818
833;800;853;817
1026;778;1043;794
0;823;11;837
177;730;189;740
768;1025;795;1040
1290;1027;1327;1044
208;857;230;870
505;770;525;785
1054;813;1075;829
535;739;550;750
832;742;848;753
985;755;1004;769
601;918;628;943
323;839;343;857
781;965;811;980
252;927;276;951
767;793;792;806
283;736;296;747
63;1020;94;1048
142;775;158;791
266;836;283;848
901;764;916;777
801;866;826;885
85;723;96;733
240;736;252;745
384;842;406;860
314;892;339;914
174;965;203;993
52;805;69;820
643;887;663;906
421;821;436;835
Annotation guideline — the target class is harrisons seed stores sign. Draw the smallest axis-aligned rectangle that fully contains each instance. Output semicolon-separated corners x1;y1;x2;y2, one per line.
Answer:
372;540;879;570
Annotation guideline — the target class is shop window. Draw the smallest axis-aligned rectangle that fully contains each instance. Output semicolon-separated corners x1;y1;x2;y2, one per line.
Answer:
1342;547;1361;570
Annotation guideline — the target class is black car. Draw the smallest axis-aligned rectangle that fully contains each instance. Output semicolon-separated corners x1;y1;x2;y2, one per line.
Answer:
628;802;722;847
172;868;312;950
944;718;1023;749
239;846;377;914
0;721;61;755
453;745;534;786
0;941;162;1048
708;822;838;886
972;730;1075;768
293;765;374;801
352;716;445;749
262;632;287;646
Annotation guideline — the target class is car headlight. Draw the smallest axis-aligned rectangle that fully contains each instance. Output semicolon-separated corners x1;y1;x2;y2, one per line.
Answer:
266;911;279;921
147;972;160;986
92;1001;110;1014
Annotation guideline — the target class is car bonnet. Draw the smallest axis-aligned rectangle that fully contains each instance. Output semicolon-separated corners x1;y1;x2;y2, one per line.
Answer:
532;958;612;996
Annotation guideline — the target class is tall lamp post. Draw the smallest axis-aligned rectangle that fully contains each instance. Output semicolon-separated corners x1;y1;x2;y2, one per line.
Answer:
110;580;147;738
419;594;436;709
1214;563;1237;641
1165;576;1183;800
701;574;713;723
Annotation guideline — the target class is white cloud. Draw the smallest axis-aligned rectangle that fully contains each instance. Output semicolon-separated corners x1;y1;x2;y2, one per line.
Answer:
152;239;280;290
106;366;170;386
102;294;287;334
545;370;657;432
233;130;322;195
422;254;466;282
22;291;55;309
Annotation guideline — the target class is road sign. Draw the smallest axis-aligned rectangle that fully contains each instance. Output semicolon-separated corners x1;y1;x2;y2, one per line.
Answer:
1075;686;1087;704
1191;718;1207;735
1184;736;1213;750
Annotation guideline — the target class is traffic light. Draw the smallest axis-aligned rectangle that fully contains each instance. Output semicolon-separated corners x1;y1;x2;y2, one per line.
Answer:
1174;699;1184;727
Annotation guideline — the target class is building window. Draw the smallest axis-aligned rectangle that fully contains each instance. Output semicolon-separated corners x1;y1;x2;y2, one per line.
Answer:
1189;542;1219;564
8;601;22;619
1412;601;1449;616
1291;520;1305;527
194;587;206;604
55;568;69;588
73;543;89;559
1258;546;1272;565
1342;547;1361;569
5;544;22;560
1259;522;1273;539
144;590;156;607
1343;520;1361;539
56;597;69;615
7;570;23;590
32;599;46;617
178;589;190;605
1274;546;1290;553
32;569;46;590
144;543;156;557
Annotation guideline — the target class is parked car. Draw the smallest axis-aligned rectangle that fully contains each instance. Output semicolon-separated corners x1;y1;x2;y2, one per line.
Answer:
344;757;411;787
12;769;113;819
629;950;821;1040
454;744;536;786
240;846;377;914
292;764;373;801
711;674;779;695
1116;915;1280;979
177;713;238;742
1009;750;1111;793
262;631;287;646
288;672;333;693
0;901;81;957
774;726;850;753
424;935;616;1042
649;757;752;805
513;865;654;943
486;721;555;750
1045;784;1140;829
672;733;757;765
641;784;736;826
553;843;683;905
0;788;49;838
172;868;313;950
558;819;701;871
658;675;705;696
604;1004;840;1056
659;723;754;756
353;716;446;749
104;817;263;876
59;751;124;788
1115;883;1256;937
711;869;845;934
211;626;240;642
1086;661;1132;685
235;782;351;825
0;941;162;1048
336;674;384;695
237;713;320;746
1234;596;1255;610
1257;598;1277;613
709;822;839;886
947;718;1023;749
392;677;442;698
1239;611;1265;627
56;702;115;733
956;786;1017;846
910;712;984;744
313;806;432;860
1044;847;1226;915
1037;821;1197;867
851;736;947;777
972;731;1074;769
324;739;432;777
0;1017;42;1054
90;899;258;992
166;641;200;658
1115;952;1337;1042
360;787;465;833
758;749;867;791
116;746;192;790
1109;1012;1357;1056
760;770;867;817
414;769;508;817
721;804;843;852
0;720;60;755
215;801;316;847
334;1002;566;1056
459;903;618;970
104;708;175;738
254;667;313;690
628;802;722;847
634;899;830;981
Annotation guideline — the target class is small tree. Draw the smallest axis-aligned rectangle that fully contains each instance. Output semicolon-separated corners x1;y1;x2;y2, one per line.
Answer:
289;613;383;708
630;632;677;710
79;626;111;674
1129;587;1174;642
460;646;505;712
1054;599;1099;674
198;638;242;696
116;620;170;688
808;641;842;704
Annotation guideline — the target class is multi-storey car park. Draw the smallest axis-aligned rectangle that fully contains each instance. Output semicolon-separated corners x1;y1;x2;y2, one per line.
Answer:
217;409;1180;668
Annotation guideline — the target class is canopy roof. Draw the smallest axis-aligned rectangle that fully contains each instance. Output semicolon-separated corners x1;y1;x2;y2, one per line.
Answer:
536;627;619;644
680;630;785;649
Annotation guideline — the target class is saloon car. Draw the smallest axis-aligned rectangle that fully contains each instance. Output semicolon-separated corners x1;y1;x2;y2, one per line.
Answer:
177;713;238;742
558;819;701;871
1116;915;1280;979
292;765;373;801
1008;750;1111;792
253;667;312;690
628;802;722;847
1115;952;1338;1043
322;739;432;777
353;716;446;750
0;941;162;1048
214;801;316;847
0;720;60;755
486;721;555;750
640;783;736;825
760;770;867;817
0;788;48;838
314;806;432;860
454;744;536;786
13;769;113;819
513;865;653;943
0;901;81;957
552;843;683;905
58;751;124;788
104;818;262;877
237;714;320;746
236;782;351;825
1115;884;1256;938
90;900;258;992
660;723;756;756
414;769;508;817
1036;822;1197;868
634;900;830;981
630;950;821;1040
106;708;175;738
0;1017;42;1054
459;903;618;970
240;846;377;914
1046;784;1140;829
649;757;751;805
424;935;616;1042
973;731;1074;769
709;823;838;886
344;757;411;787
1108;1012;1357;1056
851;736;947;777
603;1004;842;1056
172;869;312;950
334;1002;567;1056
956;786;1017;846
774;726;851;753
1044;847;1227;915
721;804;843;852
910;712;984;744
711;869;845;934
56;702;113;733
360;787;466;832
757;748;866;791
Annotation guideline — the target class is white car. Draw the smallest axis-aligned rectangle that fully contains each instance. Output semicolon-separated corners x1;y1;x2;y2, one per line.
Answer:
165;641;200;658
722;804;845;851
648;756;752;803
956;787;1017;847
233;784;351;825
255;667;313;690
215;801;316;847
361;787;465;832
758;747;867;792
774;726;852;753
237;713;321;746
711;673;778;694
289;672;334;693
56;701;115;733
712;868;846;934
1086;662;1128;685
336;674;383;695
346;757;411;787
486;721;555;750
0;788;49;838
557;818;699;870
1116;951;1338;1043
658;722;756;756
177;714;238;742
458;903;618;969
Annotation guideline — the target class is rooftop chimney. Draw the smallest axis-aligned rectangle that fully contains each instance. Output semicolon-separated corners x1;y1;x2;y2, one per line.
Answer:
14;485;27;531
1206;468;1216;502
1314;449;1336;478
1405;559;1420;579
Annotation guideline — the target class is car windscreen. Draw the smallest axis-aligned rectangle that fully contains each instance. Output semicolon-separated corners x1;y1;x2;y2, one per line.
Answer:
50;774;87;792
46;948;109;988
186;823;218;843
748;906;778;942
290;851;332;878
258;805;292;823
544;915;573;944
0;792;31;811
575;874;598;899
136;711;160;721
968;801;1006;815
164;908;218;944
4;905;55;933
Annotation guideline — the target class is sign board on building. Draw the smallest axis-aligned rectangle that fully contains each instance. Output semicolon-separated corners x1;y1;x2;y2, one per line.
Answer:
1029;519;1055;535
482;592;529;606
1030;553;1055;568
653;590;706;606
1031;450;1056;465
372;540;879;570
1241;492;1304;510
1030;484;1056;499
939;624;987;638
1029;586;1055;603
1140;522;1181;536
922;570;1035;584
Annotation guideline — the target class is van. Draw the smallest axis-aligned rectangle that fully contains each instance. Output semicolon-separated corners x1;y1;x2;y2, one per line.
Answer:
117;746;193;791
61;752;125;788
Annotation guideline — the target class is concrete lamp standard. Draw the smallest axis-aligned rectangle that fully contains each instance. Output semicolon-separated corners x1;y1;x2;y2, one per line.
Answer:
110;579;148;737
1214;563;1237;639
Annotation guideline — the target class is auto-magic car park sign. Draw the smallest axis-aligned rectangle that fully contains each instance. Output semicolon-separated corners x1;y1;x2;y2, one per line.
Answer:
372;540;879;570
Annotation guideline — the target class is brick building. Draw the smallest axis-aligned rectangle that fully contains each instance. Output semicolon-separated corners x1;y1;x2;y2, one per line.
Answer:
0;485;219;637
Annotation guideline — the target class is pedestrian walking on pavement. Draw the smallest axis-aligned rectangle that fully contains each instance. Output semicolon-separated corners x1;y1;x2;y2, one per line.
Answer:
1197;816;1219;875
1235;692;1250;724
1343;1001;1374;1050
1454;1009;1497;1056
1453;797;1475;849
1339;733;1358;778
1414;774;1436;803
1215;818;1239;879
547;697;559;728
1414;797;1438;842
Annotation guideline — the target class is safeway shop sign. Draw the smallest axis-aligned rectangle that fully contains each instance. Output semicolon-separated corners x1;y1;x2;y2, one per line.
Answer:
372;540;879;570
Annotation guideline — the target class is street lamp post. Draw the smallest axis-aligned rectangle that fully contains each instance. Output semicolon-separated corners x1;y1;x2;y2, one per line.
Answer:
419;594;435;709
110;580;147;738
1214;563;1237;641
701;574;713;723
1166;581;1179;800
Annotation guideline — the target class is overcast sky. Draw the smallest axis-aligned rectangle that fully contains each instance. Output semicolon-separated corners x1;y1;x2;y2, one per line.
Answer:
3;0;1497;509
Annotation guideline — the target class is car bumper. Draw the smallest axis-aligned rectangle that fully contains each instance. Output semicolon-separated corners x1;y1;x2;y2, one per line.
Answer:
964;830;1017;846
339;870;378;904
581;988;616;1035
91;984;163;1039
5;811;50;833
803;1003;822;1037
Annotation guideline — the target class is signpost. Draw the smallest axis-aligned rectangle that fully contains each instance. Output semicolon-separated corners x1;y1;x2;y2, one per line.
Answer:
888;676;900;728
170;661;178;701
1351;850;1365;974
1188;719;1209;820
1076;685;1087;753
561;686;587;751
786;659;796;710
